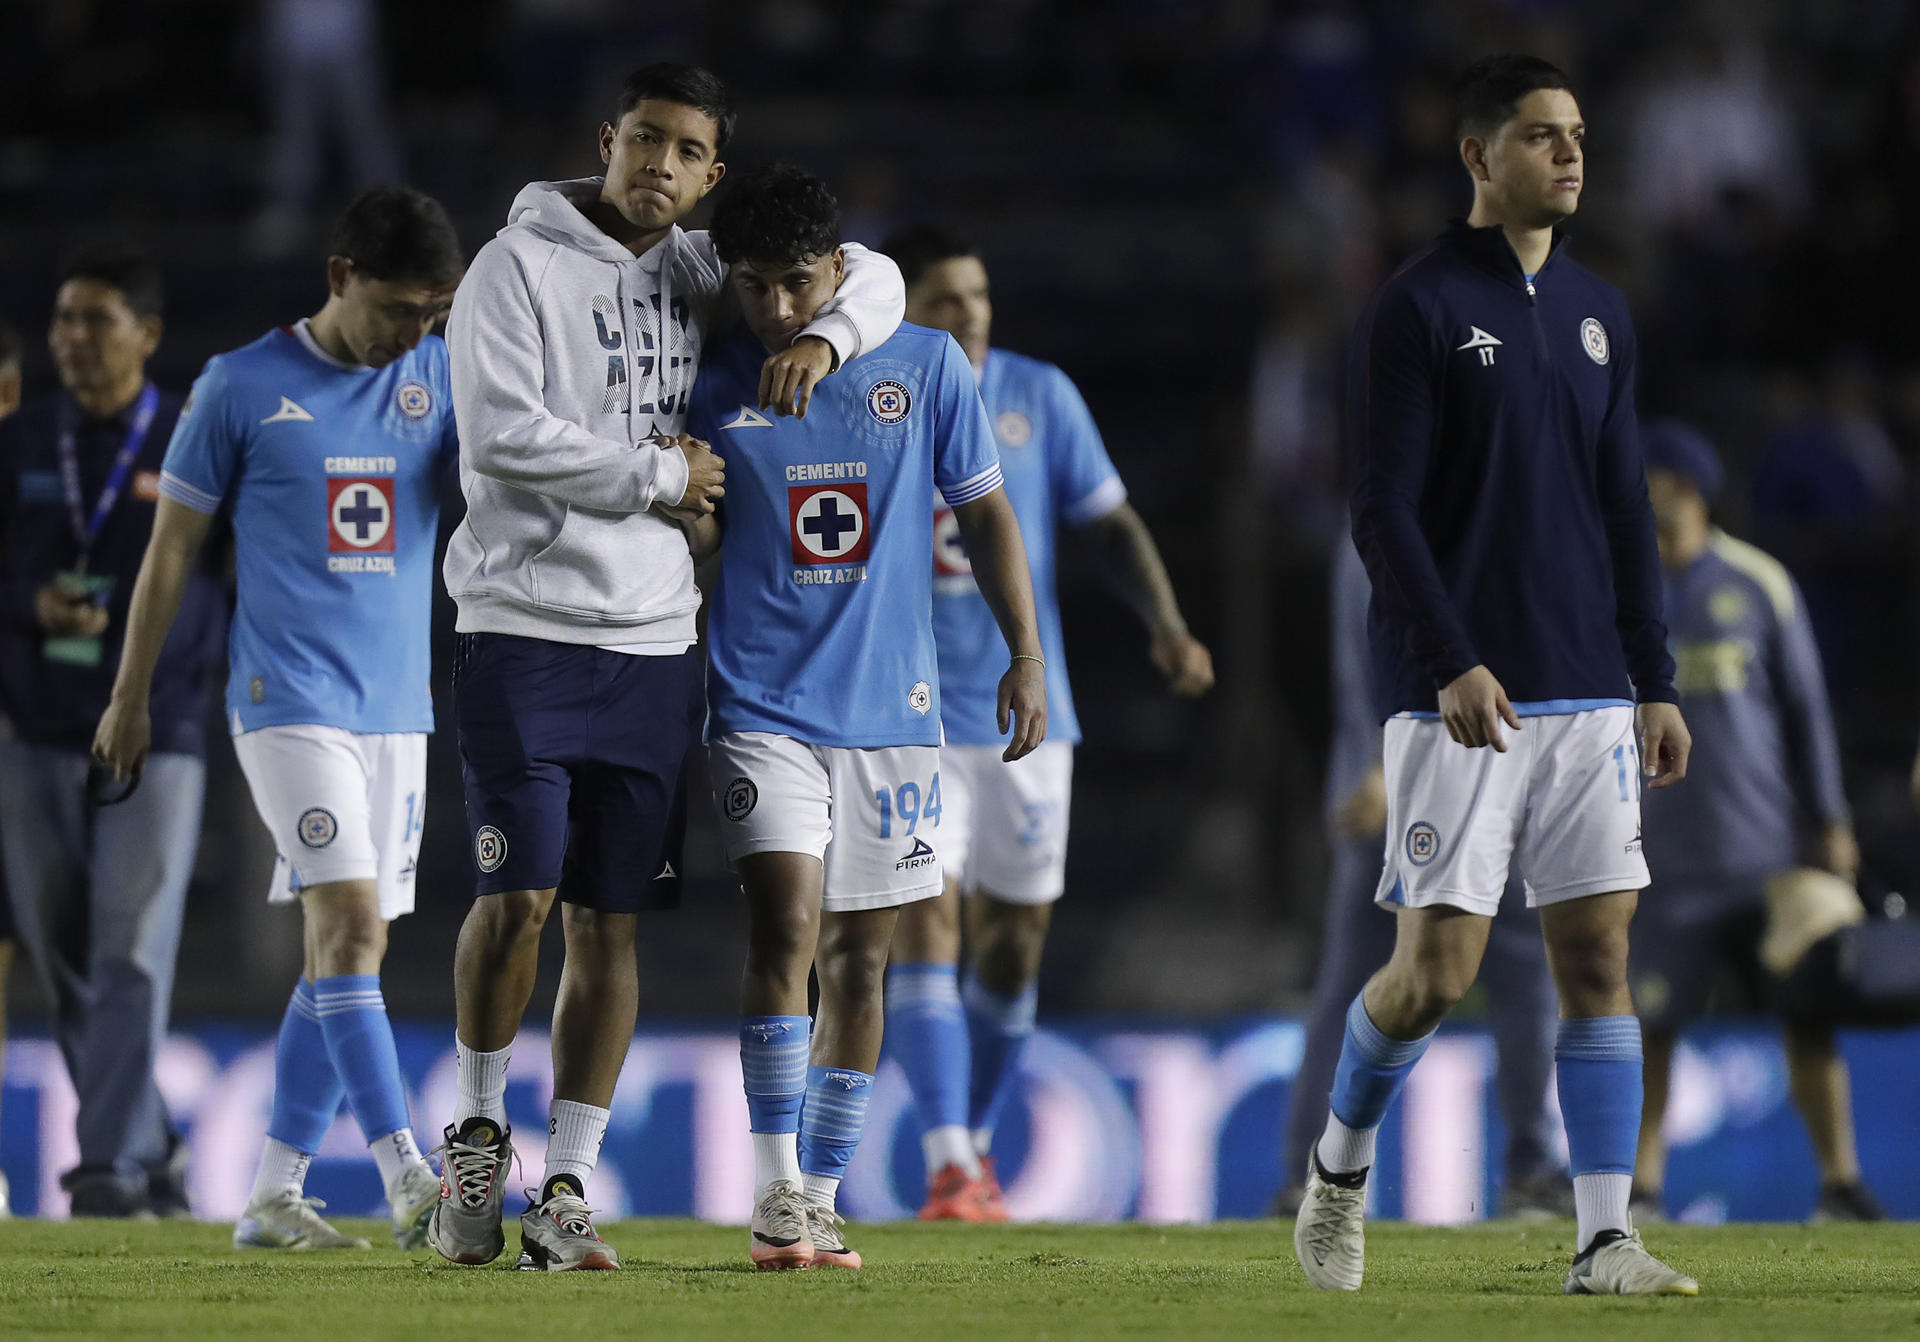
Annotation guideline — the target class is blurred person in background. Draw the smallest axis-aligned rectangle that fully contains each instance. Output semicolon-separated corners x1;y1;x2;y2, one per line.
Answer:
1275;537;1567;1219
0;245;225;1219
95;187;465;1252
1633;421;1883;1223
0;313;20;1219
879;224;1213;1221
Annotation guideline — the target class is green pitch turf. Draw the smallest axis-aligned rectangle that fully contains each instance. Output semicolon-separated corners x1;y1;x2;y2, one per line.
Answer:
0;1218;1913;1341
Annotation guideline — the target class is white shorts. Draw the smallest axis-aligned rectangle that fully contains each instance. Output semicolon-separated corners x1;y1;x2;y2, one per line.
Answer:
708;731;944;913
1375;705;1649;916
938;740;1073;904
232;724;427;921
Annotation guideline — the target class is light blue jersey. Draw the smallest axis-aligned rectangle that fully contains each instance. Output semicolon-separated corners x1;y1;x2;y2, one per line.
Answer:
691;323;1003;748
932;349;1125;747
158;321;457;734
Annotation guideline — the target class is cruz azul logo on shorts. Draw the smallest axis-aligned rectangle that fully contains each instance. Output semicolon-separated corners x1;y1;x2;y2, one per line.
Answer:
1405;821;1441;867
788;483;870;565
475;825;507;873
1580;317;1610;365
298;808;337;849
328;478;396;552
866;380;911;425
396;380;433;419
723;777;758;822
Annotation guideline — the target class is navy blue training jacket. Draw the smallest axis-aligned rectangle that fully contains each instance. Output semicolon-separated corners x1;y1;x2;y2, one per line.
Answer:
1347;220;1677;719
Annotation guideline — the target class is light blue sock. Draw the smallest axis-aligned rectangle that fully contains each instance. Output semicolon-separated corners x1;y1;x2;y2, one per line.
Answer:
739;1016;810;1133
798;1065;874;1182
887;964;971;1132
268;978;344;1154
1556;1015;1643;1247
1318;994;1433;1173
963;974;1036;1144
312;974;412;1143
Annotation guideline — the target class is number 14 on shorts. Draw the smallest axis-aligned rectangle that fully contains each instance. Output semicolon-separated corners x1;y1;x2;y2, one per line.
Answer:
875;773;942;839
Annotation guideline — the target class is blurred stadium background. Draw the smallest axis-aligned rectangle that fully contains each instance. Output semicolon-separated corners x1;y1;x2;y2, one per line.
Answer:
3;0;1919;1222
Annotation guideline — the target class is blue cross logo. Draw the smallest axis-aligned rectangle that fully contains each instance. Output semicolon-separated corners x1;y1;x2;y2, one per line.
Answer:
802;495;858;553
339;487;386;540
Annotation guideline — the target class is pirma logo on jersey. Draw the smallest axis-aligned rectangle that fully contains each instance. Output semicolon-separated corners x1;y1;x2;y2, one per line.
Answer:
866;380;911;425
788;483;871;565
1581;317;1610;365
723;777;758;822
1405;821;1441;867
475;825;507;873
298;808;337;849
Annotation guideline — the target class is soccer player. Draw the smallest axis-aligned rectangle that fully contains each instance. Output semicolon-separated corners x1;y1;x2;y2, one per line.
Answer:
94;186;463;1250
686;166;1044;1270
1631;421;1883;1221
1276;537;1566;1219
430;65;904;1272
874;225;1212;1220
1295;56;1699;1296
0;312;21;1219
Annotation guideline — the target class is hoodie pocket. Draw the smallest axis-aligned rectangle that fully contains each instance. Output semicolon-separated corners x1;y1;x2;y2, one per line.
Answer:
527;503;697;624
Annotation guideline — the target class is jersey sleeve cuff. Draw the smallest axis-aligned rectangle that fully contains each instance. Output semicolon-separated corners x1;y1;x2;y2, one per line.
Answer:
158;472;222;514
795;310;857;370
1063;475;1128;527
939;462;1005;508
1634;683;1679;706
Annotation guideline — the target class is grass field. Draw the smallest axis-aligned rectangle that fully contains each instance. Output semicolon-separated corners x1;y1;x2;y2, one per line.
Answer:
0;1217;1913;1341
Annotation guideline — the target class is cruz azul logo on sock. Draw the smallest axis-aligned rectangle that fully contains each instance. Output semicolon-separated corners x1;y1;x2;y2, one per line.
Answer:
745;1021;791;1042
822;1070;870;1091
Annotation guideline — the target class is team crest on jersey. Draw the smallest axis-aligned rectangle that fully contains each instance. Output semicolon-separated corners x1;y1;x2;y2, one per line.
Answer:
396;380;433;419
866;380;912;425
298;808;338;849
1405;820;1441;868
789;483;871;564
474;825;508;873
1581;317;1609;365
996;411;1032;447
328;478;396;552
908;681;932;716
1709;586;1749;626
723;777;758;822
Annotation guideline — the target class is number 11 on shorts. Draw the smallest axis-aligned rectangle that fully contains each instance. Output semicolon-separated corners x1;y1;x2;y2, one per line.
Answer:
875;773;942;839
1612;743;1641;801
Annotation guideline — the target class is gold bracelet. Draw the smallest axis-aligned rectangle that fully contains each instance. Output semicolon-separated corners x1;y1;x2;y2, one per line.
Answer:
1011;654;1045;668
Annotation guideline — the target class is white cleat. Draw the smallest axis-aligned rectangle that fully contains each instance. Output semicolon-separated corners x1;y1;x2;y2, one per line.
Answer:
1293;1152;1366;1291
517;1175;619;1272
0;1170;10;1220
1564;1229;1700;1296
389;1161;442;1251
233;1193;371;1250
804;1204;862;1269
749;1180;815;1271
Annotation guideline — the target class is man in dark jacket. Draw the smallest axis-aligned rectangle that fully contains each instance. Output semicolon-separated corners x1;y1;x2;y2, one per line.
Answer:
0;245;226;1217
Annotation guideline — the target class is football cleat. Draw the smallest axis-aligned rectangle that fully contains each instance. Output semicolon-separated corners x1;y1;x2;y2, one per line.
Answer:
918;1163;994;1222
233;1193;371;1250
749;1180;815;1270
427;1117;513;1265
805;1204;862;1269
1564;1229;1700;1296
974;1156;1010;1222
1812;1180;1887;1223
517;1174;618;1271
389;1161;442;1250
1293;1151;1367;1291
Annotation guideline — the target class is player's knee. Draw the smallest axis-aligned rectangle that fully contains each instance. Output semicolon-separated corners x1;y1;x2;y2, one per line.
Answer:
816;938;890;1009
559;903;635;958
747;899;817;969
478;888;553;944
1545;928;1629;1003
312;910;387;975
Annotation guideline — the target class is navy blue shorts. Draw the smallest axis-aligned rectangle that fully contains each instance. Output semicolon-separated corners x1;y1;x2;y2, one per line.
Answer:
1629;879;1771;1029
454;633;705;913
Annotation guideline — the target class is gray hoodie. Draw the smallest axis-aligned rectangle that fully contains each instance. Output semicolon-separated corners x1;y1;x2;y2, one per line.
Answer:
444;177;904;647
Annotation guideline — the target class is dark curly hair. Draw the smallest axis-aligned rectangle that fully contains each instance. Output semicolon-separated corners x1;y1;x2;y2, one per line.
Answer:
709;164;841;269
330;184;464;285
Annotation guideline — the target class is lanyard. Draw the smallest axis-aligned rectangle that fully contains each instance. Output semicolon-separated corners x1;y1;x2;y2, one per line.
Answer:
56;382;158;571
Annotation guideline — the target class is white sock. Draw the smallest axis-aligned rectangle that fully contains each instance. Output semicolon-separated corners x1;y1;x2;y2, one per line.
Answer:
456;1039;512;1126
251;1138;312;1204
371;1128;426;1193
923;1124;983;1180
1315;1113;1376;1176
1573;1172;1633;1250
752;1131;803;1200
971;1127;994;1157
544;1099;610;1188
802;1171;840;1213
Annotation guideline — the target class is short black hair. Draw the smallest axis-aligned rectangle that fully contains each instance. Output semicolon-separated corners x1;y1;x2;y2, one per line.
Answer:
330;184;465;286
879;224;978;288
617;62;736;154
57;242;164;318
0;316;20;369
710;164;841;269
1453;54;1573;142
